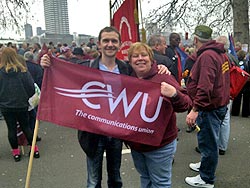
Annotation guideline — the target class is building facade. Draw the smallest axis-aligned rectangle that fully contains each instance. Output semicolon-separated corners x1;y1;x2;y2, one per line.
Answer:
43;0;70;34
24;23;33;39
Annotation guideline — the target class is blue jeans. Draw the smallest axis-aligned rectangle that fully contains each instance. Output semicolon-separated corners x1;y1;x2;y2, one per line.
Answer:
87;136;122;188
219;100;232;151
196;106;227;184
131;139;177;188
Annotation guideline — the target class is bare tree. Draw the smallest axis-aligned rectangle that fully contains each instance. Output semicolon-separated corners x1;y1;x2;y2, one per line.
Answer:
144;0;249;45
0;0;33;34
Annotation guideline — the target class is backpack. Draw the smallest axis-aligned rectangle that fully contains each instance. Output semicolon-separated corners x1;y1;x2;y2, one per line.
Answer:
225;54;250;99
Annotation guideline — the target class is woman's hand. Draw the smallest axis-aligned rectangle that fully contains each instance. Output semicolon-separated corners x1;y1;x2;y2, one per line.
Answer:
160;82;177;98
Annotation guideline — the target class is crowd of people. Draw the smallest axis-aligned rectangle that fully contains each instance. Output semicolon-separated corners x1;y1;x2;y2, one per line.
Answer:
0;24;250;188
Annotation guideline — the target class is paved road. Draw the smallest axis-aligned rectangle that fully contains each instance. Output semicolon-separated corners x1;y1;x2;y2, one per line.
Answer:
0;112;249;188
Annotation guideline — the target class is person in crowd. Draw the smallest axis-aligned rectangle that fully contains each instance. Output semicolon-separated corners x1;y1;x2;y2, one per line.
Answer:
147;34;172;68
70;47;91;65
215;35;235;155
126;42;192;188
24;51;43;89
185;47;195;55
57;46;73;61
235;41;242;52
17;42;29;56
23;51;43;141
87;37;97;50
241;53;250;117
32;43;41;63
0;46;3;120
231;50;250;117
83;46;96;60
71;41;77;50
185;25;230;188
0;47;40;162
89;49;100;59
7;42;13;48
165;32;183;84
40;26;170;188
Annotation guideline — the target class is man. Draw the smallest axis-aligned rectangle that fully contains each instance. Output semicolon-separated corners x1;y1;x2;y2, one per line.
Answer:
41;26;127;187
185;25;230;188
194;35;234;153
165;33;182;84
77;27;128;188
87;37;97;50
147;34;172;68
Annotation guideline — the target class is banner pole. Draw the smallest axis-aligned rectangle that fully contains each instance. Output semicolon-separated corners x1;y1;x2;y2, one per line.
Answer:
25;119;39;188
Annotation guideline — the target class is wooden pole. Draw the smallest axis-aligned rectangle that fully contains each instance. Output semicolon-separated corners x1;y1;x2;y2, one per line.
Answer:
25;119;39;188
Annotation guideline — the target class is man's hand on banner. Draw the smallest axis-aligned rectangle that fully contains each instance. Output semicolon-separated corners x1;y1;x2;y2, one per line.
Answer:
157;64;171;75
40;51;52;68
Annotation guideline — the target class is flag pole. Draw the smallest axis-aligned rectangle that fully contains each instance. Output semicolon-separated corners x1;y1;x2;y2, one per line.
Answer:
25;119;39;188
109;0;112;26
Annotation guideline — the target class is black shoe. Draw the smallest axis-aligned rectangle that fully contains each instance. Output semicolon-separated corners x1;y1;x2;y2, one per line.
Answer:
29;145;40;158
13;155;21;162
36;136;42;142
195;147;201;154
219;149;226;155
34;151;40;158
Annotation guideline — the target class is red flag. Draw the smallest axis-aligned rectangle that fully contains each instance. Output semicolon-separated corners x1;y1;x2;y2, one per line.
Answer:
111;0;139;61
37;57;168;146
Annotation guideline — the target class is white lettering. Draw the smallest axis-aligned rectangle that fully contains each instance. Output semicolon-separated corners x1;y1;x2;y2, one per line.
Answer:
140;94;163;123
107;85;143;117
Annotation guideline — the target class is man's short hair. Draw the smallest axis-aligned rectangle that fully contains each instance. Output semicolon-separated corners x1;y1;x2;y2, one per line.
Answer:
147;34;163;47
98;26;121;43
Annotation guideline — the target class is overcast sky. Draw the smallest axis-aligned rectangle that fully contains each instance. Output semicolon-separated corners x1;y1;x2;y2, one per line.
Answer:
0;0;162;39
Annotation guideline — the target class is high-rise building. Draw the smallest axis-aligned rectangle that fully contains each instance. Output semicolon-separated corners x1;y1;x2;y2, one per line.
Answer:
43;0;70;34
24;23;33;39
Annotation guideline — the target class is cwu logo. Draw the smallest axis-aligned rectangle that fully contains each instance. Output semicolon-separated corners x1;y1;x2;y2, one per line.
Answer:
54;81;163;123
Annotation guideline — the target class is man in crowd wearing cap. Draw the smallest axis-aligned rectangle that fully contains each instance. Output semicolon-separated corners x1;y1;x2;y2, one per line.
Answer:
185;25;230;188
58;46;73;61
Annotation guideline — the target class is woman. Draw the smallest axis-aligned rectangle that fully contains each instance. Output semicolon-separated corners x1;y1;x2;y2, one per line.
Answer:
126;42;192;188
0;47;40;162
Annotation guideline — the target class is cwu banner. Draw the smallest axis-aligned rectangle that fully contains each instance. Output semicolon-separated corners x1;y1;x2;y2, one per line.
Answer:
37;57;167;146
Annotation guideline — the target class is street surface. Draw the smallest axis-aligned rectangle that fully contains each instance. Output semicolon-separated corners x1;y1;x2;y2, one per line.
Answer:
0;112;249;188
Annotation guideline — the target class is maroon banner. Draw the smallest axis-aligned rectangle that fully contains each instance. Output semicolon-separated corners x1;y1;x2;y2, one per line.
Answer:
37;57;167;146
112;0;139;60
